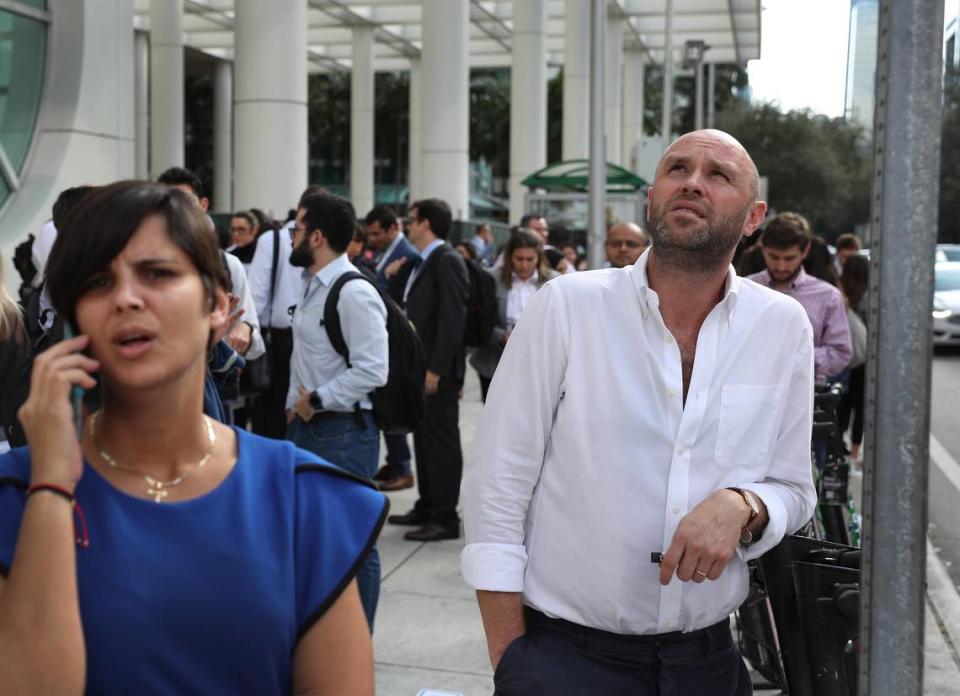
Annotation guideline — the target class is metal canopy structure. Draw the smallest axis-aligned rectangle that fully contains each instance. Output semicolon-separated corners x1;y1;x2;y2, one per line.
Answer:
522;159;648;192
131;0;761;73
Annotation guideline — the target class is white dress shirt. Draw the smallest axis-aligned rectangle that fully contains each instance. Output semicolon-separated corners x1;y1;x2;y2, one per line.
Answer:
286;254;388;412
247;222;302;329
222;252;265;361
505;271;539;327
461;251;817;636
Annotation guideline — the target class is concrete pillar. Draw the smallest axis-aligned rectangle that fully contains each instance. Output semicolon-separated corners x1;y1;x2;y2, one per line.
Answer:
420;0;469;219
233;0;307;215
694;61;704;131
149;0;184;177
622;50;645;171
661;0;675;138
563;0;590;160
508;0;547;224
135;31;149;179
707;63;716;129
408;58;422;202
213;61;232;212
605;13;623;164
351;26;375;218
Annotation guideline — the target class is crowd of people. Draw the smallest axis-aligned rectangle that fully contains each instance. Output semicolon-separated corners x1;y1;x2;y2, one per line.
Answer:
0;128;868;694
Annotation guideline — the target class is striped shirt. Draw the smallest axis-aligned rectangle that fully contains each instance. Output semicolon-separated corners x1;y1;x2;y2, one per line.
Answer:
747;268;852;381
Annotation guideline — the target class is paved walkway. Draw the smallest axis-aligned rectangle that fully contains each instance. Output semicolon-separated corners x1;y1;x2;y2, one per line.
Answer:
373;372;960;695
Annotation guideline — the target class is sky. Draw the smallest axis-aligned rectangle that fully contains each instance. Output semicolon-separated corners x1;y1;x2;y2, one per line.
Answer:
747;0;852;117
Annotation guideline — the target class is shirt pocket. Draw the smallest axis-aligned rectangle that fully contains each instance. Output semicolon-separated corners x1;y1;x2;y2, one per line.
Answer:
715;384;784;470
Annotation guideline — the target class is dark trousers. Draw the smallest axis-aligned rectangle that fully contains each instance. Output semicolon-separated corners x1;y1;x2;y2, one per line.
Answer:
478;373;493;403
494;608;752;696
411;379;463;529
251;328;292;440
383;432;412;477
838;364;865;447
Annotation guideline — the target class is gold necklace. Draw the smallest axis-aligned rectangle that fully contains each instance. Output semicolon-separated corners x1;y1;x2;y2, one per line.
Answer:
90;412;216;503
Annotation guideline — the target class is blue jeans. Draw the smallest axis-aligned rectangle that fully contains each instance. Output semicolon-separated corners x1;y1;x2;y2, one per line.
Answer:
383;432;411;477
287;411;381;631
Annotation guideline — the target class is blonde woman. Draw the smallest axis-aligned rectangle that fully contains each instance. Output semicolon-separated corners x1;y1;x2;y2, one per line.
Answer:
0;256;27;443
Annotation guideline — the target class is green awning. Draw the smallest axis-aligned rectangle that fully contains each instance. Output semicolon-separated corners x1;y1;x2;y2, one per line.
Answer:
521;159;648;193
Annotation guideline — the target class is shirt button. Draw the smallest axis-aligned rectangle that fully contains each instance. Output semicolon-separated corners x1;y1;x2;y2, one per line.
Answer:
672;507;681;515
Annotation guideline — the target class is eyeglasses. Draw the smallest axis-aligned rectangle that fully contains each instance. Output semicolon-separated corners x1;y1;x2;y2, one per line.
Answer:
289;225;307;240
605;240;644;249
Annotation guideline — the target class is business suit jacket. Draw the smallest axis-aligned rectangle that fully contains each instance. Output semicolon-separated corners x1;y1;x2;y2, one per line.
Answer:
402;243;470;382
469;268;558;379
375;234;420;301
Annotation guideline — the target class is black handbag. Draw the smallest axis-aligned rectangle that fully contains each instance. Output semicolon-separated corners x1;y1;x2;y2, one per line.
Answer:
240;229;281;394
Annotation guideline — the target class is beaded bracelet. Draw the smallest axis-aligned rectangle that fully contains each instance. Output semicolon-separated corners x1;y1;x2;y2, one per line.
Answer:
25;483;90;549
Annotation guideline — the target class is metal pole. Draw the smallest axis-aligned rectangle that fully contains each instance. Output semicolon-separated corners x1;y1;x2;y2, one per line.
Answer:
860;1;944;694
707;63;716;129
694;60;704;131
586;0;606;269
660;0;674;139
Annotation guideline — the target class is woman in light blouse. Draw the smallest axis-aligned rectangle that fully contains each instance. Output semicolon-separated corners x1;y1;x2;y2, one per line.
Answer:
470;228;557;402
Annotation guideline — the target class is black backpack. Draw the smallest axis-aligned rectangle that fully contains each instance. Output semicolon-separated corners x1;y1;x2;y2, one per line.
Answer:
324;271;427;434
463;258;498;347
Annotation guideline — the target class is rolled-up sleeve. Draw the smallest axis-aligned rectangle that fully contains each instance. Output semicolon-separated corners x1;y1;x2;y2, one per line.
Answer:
740;318;818;561
461;283;569;591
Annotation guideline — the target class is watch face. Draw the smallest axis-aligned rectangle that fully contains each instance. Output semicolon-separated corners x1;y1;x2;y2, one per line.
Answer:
740;529;754;545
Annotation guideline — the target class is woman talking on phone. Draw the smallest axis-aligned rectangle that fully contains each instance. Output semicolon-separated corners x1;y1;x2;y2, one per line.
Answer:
0;181;384;695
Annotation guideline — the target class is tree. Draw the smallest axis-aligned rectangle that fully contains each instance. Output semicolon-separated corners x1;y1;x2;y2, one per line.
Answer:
940;64;960;243
716;103;872;239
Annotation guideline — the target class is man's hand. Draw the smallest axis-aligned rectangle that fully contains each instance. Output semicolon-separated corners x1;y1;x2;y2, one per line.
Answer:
226;321;253;355
424;370;440;395
212;294;243;346
293;385;317;422
476;591;525;670
658;489;753;585
384;257;407;279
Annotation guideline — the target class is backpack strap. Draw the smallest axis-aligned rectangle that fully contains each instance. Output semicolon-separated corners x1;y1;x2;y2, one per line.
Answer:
265;228;281;328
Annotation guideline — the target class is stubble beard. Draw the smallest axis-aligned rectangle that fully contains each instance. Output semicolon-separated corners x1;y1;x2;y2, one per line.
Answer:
646;205;749;274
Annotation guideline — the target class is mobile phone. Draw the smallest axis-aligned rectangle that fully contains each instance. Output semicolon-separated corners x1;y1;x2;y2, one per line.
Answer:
62;321;86;439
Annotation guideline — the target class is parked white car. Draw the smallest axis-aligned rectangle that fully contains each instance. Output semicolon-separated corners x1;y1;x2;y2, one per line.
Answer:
933;262;960;347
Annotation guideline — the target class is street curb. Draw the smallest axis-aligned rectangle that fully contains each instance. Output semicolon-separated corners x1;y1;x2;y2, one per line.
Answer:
926;538;960;668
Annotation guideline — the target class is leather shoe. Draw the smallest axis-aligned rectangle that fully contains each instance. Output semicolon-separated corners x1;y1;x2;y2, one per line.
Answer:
388;509;429;526
379;474;414;492
373;465;393;482
404;523;460;542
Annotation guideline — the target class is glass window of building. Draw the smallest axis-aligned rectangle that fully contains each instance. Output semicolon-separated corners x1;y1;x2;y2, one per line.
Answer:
0;2;48;210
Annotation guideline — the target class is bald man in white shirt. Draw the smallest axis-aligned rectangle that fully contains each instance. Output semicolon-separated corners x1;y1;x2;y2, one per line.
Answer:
462;130;817;695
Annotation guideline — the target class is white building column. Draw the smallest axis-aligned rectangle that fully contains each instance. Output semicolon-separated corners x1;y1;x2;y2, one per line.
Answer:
408;58;422;202
149;0;184;177
622;49;645;170
351;26;375;218
509;0;547;224
213;60;233;212
420;0;469;219
707;63;716;128
661;0;675;139
605;13;624;164
135;31;149;179
563;0;590;160
234;0;307;215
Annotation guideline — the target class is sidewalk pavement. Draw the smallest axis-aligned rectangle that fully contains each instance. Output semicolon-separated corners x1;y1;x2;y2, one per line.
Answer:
372;373;960;695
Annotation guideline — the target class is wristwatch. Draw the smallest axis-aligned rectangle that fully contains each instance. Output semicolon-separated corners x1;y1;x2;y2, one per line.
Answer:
726;487;762;544
308;391;323;411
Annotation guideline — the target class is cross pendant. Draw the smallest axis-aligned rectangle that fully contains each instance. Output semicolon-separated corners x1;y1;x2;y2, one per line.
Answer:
149;485;169;503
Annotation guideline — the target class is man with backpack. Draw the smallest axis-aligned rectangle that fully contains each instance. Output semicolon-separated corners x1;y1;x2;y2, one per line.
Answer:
285;191;389;631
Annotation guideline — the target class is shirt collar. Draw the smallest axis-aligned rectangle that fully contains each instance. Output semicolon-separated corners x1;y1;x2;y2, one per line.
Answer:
512;270;539;286
380;233;403;259
630;248;740;324
312;252;351;287
419;238;444;262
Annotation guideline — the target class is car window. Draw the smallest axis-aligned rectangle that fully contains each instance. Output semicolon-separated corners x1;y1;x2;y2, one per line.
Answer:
935;267;960;292
943;249;960;262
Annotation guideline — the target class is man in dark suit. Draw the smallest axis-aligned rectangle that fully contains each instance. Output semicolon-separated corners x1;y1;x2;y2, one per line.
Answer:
364;205;422;491
387;198;470;541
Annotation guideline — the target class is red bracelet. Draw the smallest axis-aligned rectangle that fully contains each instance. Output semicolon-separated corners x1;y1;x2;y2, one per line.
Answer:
25;483;90;549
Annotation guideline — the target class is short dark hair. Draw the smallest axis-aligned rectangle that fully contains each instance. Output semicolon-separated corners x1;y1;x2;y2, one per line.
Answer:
519;213;541;228
365;205;398;230
52;186;96;230
157;166;205;200
761;212;811;251
46;181;229;328
298;185;326;209
249;208;275;233
353;222;369;244
300;192;356;253
834;233;862;252
411;198;452;240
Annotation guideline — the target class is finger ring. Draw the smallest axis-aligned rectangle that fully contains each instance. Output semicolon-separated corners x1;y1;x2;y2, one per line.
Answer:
695;570;708;577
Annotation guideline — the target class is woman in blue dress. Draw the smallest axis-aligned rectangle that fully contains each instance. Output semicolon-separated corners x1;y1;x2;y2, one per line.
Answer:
0;181;386;695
